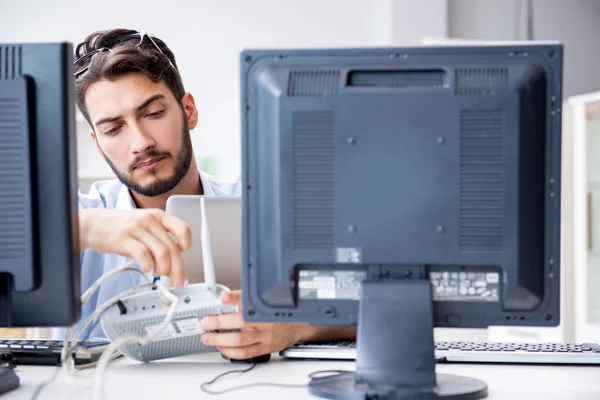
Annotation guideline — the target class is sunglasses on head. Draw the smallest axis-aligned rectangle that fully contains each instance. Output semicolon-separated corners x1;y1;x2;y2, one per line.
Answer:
73;32;175;77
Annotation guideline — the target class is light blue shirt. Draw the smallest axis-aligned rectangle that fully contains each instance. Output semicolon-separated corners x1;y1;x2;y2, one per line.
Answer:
55;170;240;340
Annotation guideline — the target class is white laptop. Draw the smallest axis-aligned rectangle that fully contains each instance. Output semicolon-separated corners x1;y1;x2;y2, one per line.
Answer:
165;195;241;290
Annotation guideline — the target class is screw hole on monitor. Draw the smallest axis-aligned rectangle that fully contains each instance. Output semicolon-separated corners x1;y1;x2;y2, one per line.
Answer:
142;307;146;311
275;312;279;317
546;314;553;321
520;316;525;320
288;313;293;317
549;50;556;58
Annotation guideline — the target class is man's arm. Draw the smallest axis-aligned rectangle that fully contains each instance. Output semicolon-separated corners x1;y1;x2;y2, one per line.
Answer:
78;208;192;287
200;291;357;359
298;325;356;343
79;208;92;251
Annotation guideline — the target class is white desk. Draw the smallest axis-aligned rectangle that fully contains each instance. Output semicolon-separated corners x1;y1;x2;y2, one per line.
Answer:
5;353;600;399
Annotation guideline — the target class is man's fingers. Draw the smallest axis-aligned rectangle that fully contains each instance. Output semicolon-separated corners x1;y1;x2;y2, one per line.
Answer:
160;213;192;252
220;290;242;307
123;237;155;273
147;221;186;287
131;227;170;277
218;344;268;361
201;330;261;348
200;312;247;331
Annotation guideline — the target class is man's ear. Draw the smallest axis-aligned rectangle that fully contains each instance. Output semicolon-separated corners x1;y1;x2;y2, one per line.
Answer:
181;92;198;130
90;129;105;160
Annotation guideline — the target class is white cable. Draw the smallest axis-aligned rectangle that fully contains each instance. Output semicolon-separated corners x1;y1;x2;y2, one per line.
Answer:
62;268;135;373
63;282;157;372
75;282;156;345
92;280;179;400
200;196;216;289
61;263;154;374
81;261;150;305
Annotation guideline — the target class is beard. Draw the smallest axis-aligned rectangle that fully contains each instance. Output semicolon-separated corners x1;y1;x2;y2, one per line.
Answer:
102;113;193;197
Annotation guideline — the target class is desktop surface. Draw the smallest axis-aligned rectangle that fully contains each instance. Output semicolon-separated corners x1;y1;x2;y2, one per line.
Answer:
3;352;599;400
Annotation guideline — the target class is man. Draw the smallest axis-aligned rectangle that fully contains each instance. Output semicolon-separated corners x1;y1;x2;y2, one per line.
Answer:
71;28;355;360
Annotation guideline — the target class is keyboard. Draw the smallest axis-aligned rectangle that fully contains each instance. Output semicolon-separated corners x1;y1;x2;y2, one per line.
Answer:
281;341;600;365
0;338;110;366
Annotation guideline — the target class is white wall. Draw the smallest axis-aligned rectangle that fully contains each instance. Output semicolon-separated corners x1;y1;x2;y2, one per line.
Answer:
0;0;446;182
448;0;526;41
533;0;600;98
448;0;600;98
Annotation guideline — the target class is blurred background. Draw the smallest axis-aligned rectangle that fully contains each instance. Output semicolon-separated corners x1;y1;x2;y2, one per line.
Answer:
1;0;598;343
3;0;600;186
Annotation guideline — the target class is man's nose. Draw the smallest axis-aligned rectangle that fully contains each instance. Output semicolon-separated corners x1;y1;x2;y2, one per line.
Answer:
130;123;156;154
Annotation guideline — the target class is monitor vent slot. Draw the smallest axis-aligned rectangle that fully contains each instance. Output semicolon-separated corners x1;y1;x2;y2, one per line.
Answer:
288;70;340;96
347;69;446;88
455;68;509;95
0;46;22;79
292;111;335;249
459;109;505;251
0;97;27;259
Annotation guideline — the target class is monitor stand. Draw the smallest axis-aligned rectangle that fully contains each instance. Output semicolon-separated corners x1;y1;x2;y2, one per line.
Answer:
309;279;488;399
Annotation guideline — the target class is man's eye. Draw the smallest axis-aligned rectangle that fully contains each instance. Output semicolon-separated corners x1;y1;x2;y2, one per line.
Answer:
146;110;164;118
104;126;121;136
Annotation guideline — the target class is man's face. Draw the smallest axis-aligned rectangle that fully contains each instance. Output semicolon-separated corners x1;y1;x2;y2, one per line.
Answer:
85;73;194;197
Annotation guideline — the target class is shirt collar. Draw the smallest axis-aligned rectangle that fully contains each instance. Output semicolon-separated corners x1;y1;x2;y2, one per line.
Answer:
199;170;216;196
115;183;136;211
115;169;213;211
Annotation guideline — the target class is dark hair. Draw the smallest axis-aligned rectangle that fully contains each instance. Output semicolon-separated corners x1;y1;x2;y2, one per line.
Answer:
74;29;185;126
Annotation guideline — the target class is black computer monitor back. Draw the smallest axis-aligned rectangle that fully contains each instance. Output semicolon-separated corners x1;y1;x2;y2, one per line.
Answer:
0;43;80;326
241;43;563;329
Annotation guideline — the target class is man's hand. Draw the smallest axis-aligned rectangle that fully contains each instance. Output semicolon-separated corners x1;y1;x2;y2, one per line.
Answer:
199;290;307;360
80;208;191;288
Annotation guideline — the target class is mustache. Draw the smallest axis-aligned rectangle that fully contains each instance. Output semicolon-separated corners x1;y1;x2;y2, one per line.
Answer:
129;149;171;171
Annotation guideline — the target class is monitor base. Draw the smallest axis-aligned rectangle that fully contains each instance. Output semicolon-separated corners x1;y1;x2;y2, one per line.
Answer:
309;371;487;400
308;279;488;400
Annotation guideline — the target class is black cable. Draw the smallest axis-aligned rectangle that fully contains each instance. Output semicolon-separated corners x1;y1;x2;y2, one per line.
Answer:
308;369;348;379
199;364;350;395
28;326;101;400
30;366;61;400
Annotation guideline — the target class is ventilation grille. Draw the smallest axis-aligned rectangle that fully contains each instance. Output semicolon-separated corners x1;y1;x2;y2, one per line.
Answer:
459;110;505;251
288;70;340;96
292;111;335;249
0;46;22;79
116;308;222;362
455;68;509;95
0;96;27;259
